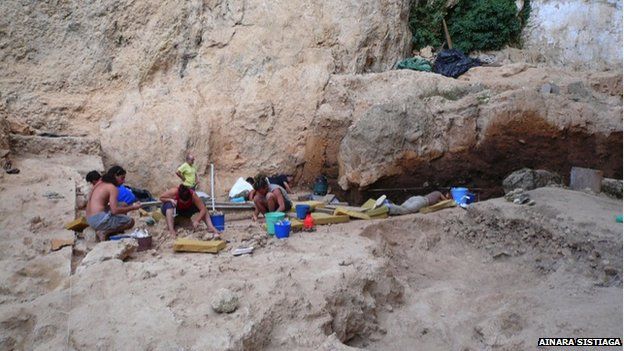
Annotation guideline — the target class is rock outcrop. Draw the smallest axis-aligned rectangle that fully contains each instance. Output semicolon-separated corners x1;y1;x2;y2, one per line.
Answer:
502;168;562;193
0;0;621;196
333;65;622;193
602;178;623;198
0;0;411;192
78;239;137;271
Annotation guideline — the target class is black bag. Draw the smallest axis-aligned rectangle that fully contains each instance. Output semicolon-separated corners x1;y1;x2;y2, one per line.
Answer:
127;186;155;202
433;49;480;78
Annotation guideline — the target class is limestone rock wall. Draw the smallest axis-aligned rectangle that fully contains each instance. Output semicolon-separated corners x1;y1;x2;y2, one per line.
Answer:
334;65;622;191
0;0;411;192
0;0;621;196
523;0;623;70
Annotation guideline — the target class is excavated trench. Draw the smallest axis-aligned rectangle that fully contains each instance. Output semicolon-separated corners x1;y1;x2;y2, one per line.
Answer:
328;113;622;205
330;199;622;350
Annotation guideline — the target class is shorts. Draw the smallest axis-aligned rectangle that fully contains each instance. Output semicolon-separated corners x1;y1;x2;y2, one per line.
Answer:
283;199;292;212
264;194;292;212
161;202;199;218
87;212;132;232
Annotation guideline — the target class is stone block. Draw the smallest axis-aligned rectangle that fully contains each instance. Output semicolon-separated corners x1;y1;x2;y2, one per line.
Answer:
570;167;603;192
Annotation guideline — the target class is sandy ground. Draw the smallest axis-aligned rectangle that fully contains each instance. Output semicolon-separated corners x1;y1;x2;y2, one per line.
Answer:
0;156;622;350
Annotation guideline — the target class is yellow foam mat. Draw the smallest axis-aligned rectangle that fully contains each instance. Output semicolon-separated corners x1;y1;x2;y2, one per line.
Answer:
64;217;89;232
173;238;226;253
419;199;456;214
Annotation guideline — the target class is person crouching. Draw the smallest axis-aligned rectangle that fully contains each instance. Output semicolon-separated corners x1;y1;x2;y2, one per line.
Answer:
159;184;221;239
251;175;292;221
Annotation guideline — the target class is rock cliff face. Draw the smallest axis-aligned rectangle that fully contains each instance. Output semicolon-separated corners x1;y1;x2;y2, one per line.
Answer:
333;65;622;197
0;0;621;195
524;0;623;70
1;0;411;192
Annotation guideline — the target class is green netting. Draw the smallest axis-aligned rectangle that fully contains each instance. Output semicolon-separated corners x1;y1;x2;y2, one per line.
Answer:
396;57;432;72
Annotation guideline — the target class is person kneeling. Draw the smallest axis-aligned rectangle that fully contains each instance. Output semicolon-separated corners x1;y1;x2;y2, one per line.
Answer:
159;184;221;239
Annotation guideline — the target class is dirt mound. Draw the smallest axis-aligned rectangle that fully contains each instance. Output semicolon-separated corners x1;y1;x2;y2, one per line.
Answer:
352;188;622;350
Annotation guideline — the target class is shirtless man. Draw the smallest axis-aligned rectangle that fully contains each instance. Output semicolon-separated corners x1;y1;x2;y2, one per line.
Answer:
86;166;141;241
251;175;292;221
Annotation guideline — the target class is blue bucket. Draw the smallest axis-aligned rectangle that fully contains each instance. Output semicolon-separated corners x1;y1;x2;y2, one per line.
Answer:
210;214;225;231
274;221;291;239
295;204;311;220
450;187;469;204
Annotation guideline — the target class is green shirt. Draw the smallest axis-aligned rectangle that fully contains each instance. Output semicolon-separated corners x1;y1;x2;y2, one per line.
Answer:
177;162;197;187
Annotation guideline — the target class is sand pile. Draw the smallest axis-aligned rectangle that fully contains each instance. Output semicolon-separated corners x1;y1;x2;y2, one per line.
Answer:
0;156;621;350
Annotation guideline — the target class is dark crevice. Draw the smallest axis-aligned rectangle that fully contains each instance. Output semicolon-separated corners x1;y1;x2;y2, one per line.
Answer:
333;114;622;205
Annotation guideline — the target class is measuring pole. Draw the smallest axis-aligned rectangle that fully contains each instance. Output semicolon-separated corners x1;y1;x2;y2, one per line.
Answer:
210;163;216;211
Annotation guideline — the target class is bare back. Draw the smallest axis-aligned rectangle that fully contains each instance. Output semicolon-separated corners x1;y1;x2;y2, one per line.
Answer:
86;182;118;217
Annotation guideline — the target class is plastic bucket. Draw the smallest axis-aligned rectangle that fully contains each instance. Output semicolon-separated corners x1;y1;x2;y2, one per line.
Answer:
265;212;285;235
295;204;311;220
274;221;291;239
210;214;225;232
450;187;469;204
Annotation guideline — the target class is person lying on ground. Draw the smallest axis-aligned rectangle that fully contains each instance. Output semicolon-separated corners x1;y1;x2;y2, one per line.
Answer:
86;169;137;205
387;191;449;215
268;174;294;194
176;153;199;190
159;184;221;238
251;175;292;221
86;166;141;241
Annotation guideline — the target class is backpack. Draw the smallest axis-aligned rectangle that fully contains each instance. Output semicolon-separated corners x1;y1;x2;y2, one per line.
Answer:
313;175;328;196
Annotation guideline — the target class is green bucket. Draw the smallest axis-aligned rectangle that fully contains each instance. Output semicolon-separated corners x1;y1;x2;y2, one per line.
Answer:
265;212;286;235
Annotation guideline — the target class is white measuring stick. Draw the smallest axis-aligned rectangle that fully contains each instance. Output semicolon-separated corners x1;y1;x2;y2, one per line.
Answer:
210;163;216;211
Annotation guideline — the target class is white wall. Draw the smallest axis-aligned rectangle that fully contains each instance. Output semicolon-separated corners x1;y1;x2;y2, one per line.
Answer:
524;0;622;70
